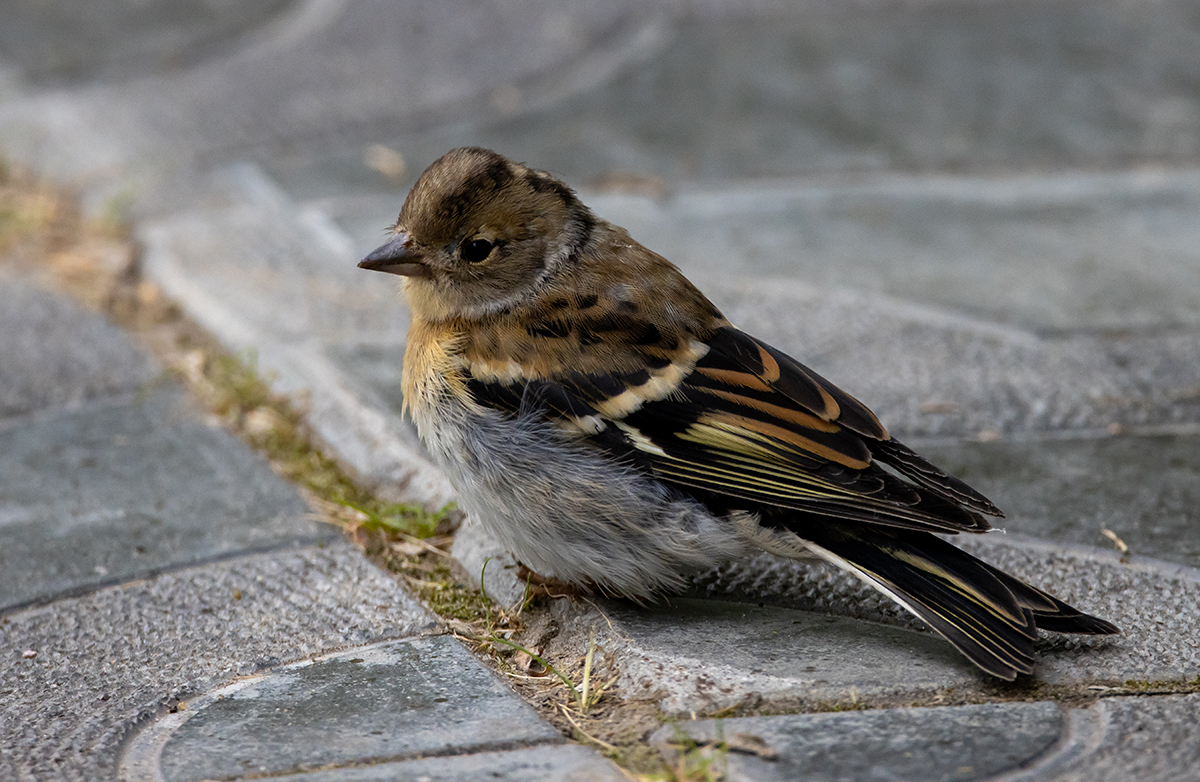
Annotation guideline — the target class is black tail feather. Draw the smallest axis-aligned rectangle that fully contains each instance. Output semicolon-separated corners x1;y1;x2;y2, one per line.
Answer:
975;558;1121;636
793;522;1119;680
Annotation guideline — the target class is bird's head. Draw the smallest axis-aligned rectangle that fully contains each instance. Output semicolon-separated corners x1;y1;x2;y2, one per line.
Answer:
360;147;595;321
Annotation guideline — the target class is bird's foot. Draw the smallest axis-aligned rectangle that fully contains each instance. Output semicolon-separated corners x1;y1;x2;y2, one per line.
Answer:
515;563;595;599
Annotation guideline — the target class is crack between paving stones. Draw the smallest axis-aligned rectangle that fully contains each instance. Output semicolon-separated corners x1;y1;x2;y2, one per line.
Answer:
0;538;342;617
986;703;1109;782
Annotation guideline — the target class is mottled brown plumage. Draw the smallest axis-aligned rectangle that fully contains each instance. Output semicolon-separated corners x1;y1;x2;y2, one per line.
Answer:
361;147;1118;680
455;221;717;383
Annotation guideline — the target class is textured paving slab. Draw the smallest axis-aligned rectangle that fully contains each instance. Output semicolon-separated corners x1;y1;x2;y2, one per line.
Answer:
0;383;335;611
0;278;159;419
0;266;570;781
594;598;982;711
0;273;334;611
270;744;628;782
8;2;1200;206
656;694;1200;782
122;637;562;781
581;171;1200;331
0;0;666;194
0;543;436;782
710;278;1200;439
1035;693;1200;781
0;0;294;87
919;433;1200;569
652;702;1064;782
156;169;1200;442
256;1;1200;201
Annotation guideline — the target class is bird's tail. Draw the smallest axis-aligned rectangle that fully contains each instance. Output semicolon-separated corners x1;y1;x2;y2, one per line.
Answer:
795;523;1120;680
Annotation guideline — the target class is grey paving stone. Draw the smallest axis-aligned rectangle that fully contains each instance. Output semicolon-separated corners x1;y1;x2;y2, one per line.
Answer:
1028;694;1200;782
0;278;159;420
592;597;981;713
0;0;294;87
262;0;1200;202
10;1;1200;208
0;543;436;782
951;538;1200;687
0;384;335;612
326;341;407;419
138;636;561;782
580;171;1200;331
918;433;1200;570
650;693;1200;782
0;1;666;192
651;702;1064;782
268;744;627;782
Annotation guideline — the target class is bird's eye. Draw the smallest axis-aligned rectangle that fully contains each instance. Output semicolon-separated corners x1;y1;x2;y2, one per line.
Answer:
460;238;494;264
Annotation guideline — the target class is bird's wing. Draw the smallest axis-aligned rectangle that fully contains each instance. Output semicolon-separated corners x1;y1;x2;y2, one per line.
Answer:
465;321;1001;535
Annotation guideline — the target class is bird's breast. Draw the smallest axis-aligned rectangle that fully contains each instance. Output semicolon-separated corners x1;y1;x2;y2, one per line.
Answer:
400;318;475;422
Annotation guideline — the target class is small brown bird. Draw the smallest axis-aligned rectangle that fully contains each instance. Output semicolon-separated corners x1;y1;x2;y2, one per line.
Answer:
360;147;1118;680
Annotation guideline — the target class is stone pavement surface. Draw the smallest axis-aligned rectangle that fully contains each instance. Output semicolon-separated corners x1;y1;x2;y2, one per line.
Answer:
3;1;1200;779
0;273;625;781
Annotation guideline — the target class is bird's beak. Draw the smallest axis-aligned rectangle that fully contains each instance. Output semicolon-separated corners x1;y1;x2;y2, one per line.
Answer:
358;232;431;277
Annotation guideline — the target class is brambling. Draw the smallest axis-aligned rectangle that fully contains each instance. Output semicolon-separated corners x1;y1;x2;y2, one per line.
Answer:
360;147;1118;680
